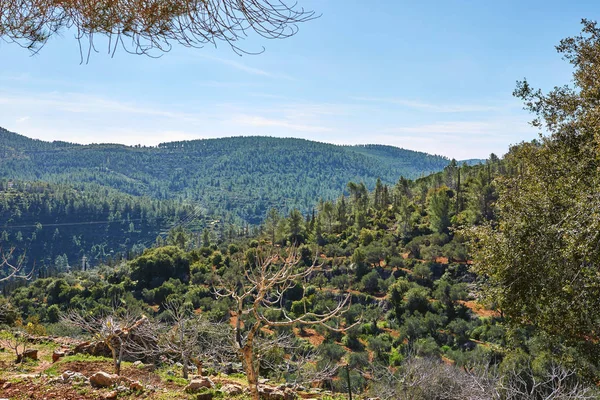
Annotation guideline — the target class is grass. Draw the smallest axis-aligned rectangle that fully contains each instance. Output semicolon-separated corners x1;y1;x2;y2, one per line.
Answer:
44;354;117;376
156;366;190;387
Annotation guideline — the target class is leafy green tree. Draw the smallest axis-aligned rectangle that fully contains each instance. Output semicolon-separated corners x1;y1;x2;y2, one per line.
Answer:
468;20;600;361
428;187;452;234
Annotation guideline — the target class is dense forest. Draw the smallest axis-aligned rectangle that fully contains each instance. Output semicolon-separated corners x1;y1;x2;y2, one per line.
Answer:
0;132;464;271
4;148;596;398
0;130;456;225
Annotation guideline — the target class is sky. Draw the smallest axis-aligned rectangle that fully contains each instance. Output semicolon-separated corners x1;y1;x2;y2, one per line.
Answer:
0;0;596;159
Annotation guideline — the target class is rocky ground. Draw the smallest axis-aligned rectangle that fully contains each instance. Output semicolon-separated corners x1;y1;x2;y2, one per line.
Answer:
0;336;333;400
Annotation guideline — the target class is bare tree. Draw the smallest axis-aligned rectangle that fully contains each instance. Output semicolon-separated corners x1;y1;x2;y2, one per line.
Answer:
60;309;150;375
499;362;598;400
147;299;235;379
214;246;356;400
368;357;598;400
0;0;318;61
0;247;33;282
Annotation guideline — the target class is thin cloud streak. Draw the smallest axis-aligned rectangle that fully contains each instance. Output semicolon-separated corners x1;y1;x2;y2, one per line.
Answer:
233;115;334;133
197;54;294;80
352;96;509;113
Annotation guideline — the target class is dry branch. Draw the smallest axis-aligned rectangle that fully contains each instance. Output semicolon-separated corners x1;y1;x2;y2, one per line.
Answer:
0;0;318;61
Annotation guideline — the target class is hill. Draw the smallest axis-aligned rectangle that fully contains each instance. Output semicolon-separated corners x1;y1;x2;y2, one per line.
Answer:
0;127;451;224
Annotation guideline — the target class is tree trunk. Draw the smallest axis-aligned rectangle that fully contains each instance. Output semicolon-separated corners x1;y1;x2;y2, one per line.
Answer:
183;354;189;379
242;346;260;400
111;345;120;375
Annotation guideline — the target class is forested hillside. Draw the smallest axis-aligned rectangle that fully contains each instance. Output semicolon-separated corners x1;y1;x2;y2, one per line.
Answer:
2;149;597;399
0;179;213;275
0;129;454;225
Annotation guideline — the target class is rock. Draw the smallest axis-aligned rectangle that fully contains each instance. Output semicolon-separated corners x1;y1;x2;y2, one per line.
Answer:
259;388;285;400
89;371;119;387
258;386;296;400
2;382;11;389
132;361;143;367
221;384;243;396
258;378;269;384
118;376;133;385
185;377;214;393
103;391;118;400
22;349;38;360
175;362;183;368
52;350;66;363
129;381;144;392
196;393;214;400
283;388;297;400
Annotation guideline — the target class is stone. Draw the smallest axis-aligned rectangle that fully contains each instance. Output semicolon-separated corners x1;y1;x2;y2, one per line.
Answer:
2;382;11;389
103;391;118;400
196;392;214;400
89;371;119;388
259;387;285;400
22;349;38;360
129;381;144;392
185;377;214;393
52;350;66;363
220;384;243;396
132;361;143;367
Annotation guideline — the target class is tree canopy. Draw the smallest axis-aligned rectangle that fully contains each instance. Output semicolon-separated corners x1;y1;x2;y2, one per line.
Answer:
468;19;600;357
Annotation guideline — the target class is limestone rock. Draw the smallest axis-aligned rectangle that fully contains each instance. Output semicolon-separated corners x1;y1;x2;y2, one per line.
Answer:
221;383;243;396
22;349;38;360
103;390;118;400
90;371;118;387
185;377;214;393
196;393;214;400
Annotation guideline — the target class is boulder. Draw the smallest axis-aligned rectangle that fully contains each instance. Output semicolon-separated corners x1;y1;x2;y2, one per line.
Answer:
185;377;214;393
52;350;66;363
258;386;297;400
260;388;285;400
22;349;38;360
90;371;119;388
132;361;143;367
221;383;243;396
196;393;214;400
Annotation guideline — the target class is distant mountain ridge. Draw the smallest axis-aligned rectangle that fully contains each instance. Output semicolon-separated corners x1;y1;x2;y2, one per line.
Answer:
0;127;456;223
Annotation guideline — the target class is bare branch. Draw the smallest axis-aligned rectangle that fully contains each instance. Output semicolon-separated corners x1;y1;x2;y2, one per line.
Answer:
0;0;319;62
0;247;34;282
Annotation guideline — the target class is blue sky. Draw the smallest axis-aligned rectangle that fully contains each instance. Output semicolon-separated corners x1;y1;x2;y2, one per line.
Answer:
0;0;595;159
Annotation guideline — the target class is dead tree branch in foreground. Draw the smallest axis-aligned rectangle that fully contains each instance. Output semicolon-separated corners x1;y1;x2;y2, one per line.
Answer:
0;0;318;61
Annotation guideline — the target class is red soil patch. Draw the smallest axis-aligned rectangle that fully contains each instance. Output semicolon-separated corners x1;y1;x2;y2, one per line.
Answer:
381;328;400;338
457;300;499;318
435;256;449;264
293;327;325;347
